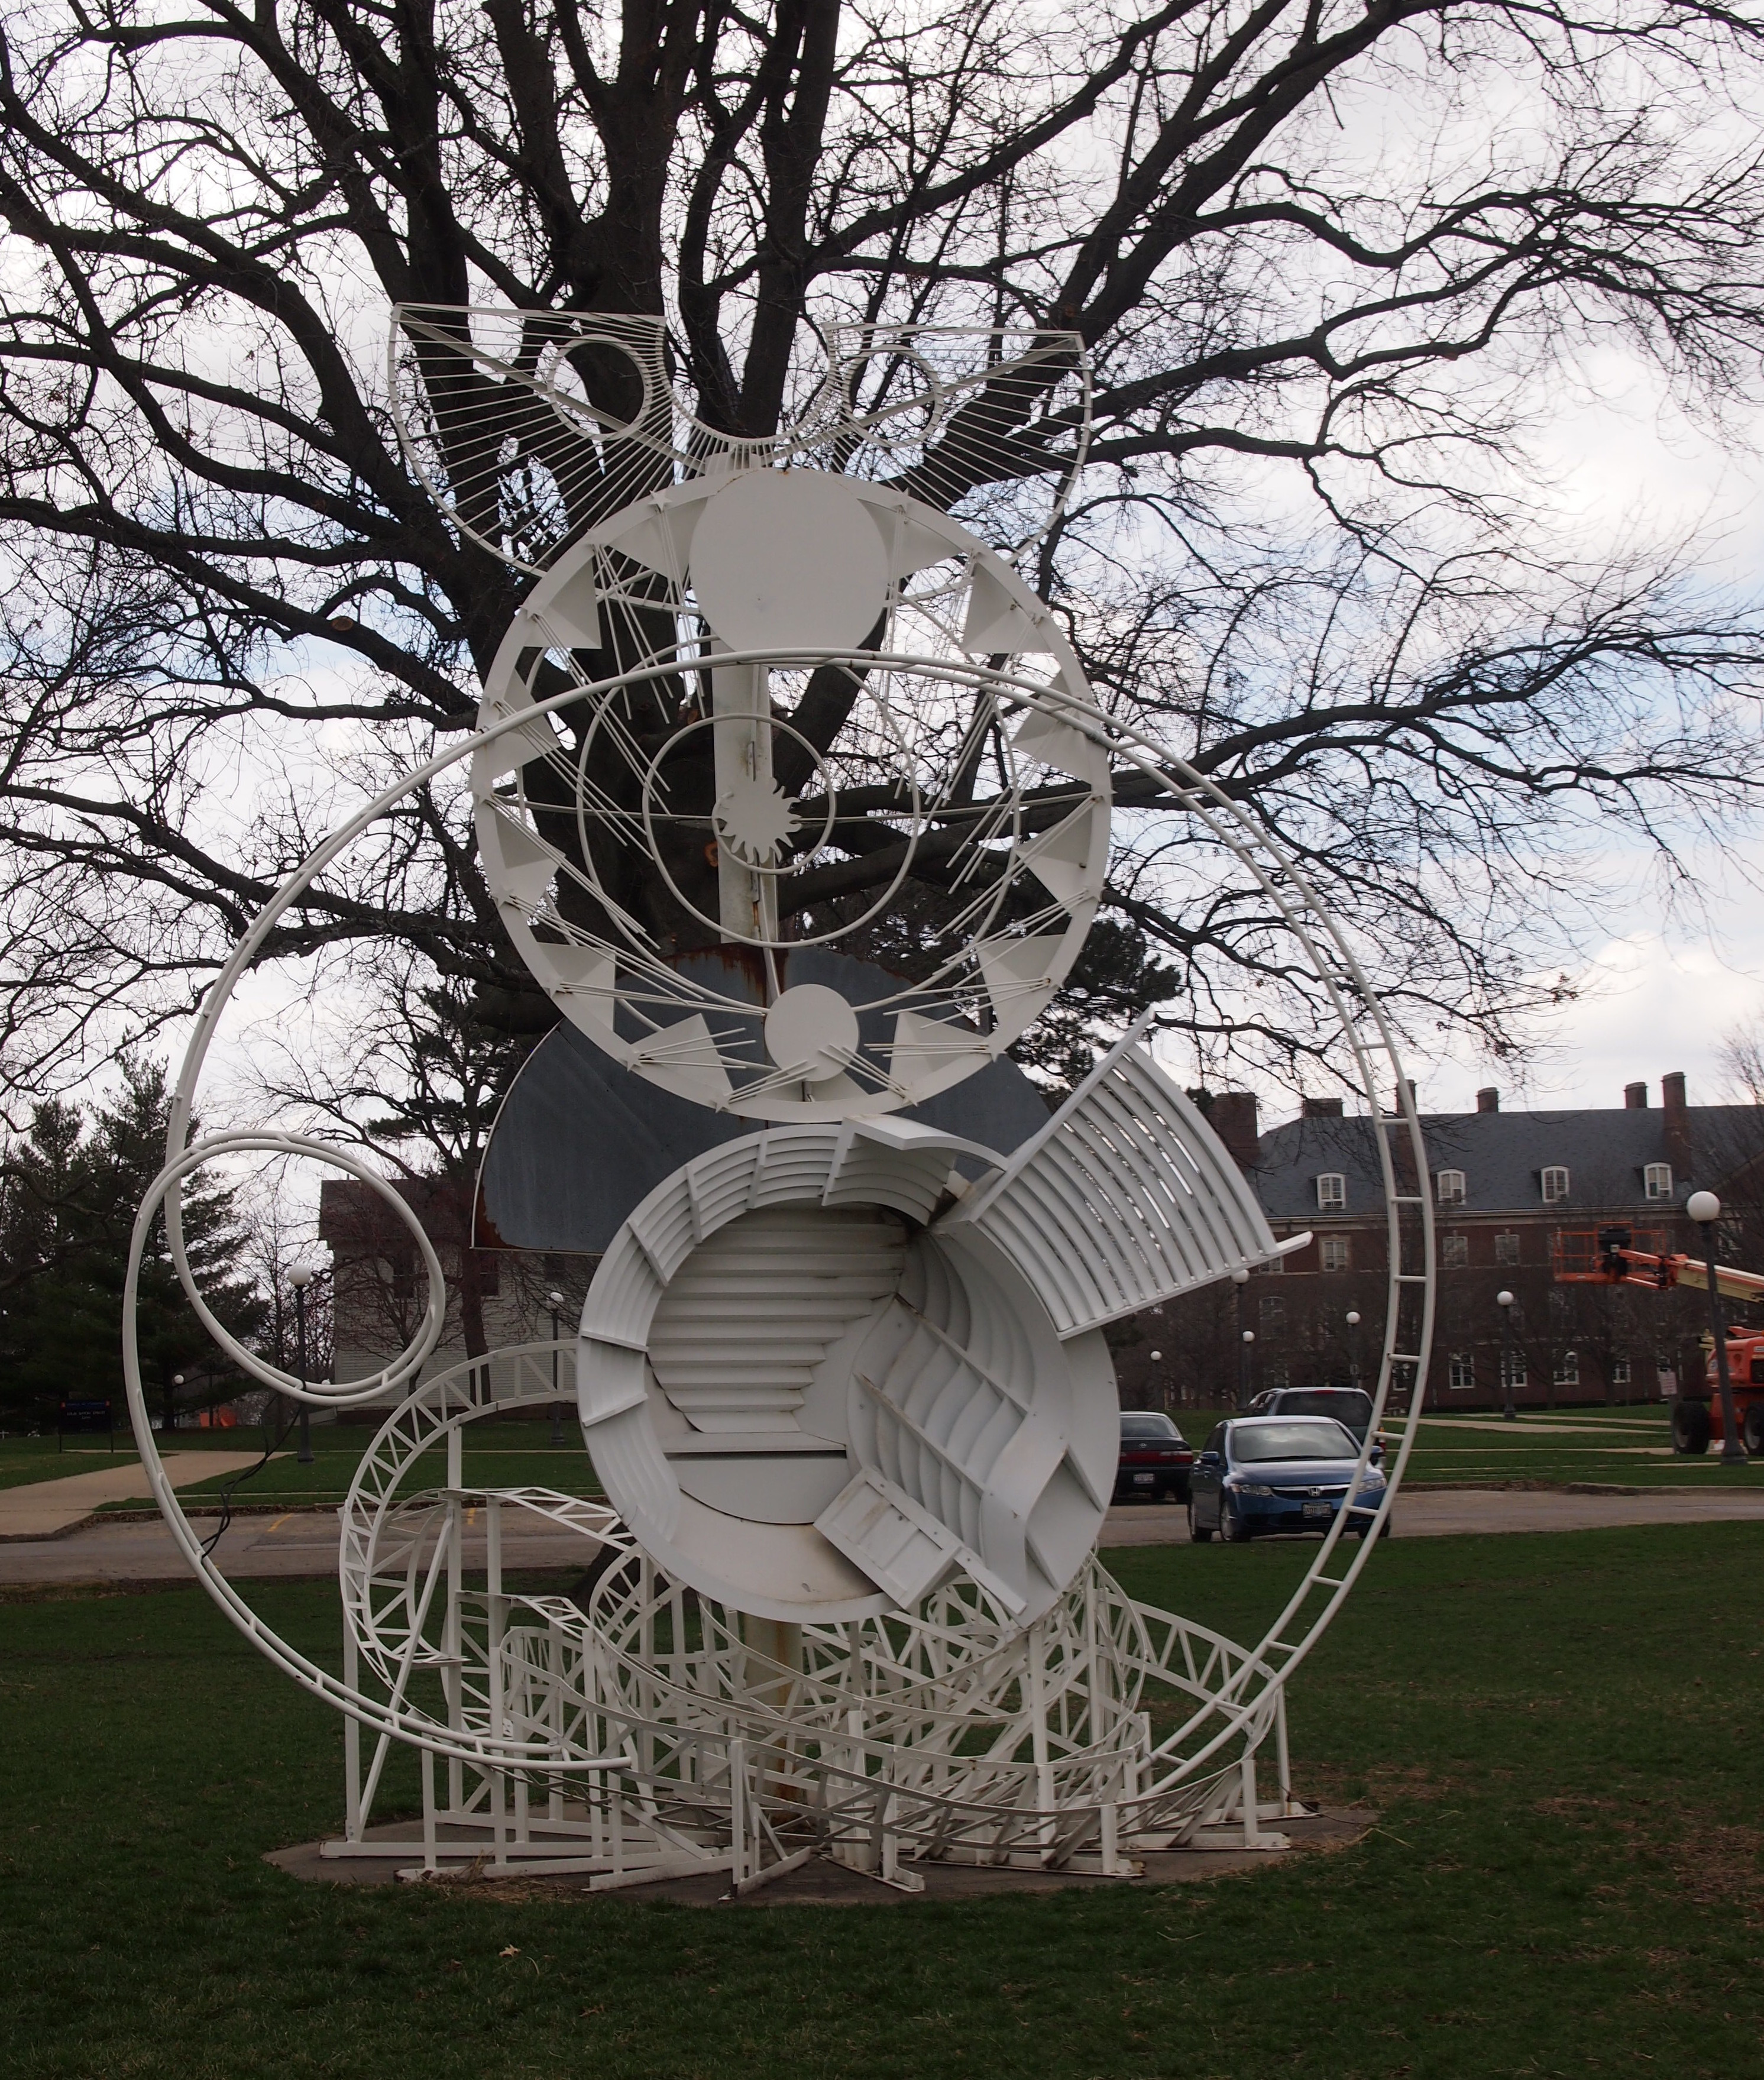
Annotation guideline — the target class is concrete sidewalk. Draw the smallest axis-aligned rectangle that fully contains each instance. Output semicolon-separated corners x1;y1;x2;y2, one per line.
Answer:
0;1451;276;1541
1;1483;1761;1589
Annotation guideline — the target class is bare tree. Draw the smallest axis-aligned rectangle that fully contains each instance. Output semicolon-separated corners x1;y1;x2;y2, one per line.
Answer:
1717;1017;1764;1107
3;0;1764;1112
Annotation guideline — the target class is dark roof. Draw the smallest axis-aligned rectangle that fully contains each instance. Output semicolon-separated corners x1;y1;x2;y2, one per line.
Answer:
1250;1105;1764;1221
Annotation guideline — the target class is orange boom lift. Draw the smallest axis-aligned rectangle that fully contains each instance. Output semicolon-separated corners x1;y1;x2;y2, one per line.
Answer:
1555;1225;1764;1457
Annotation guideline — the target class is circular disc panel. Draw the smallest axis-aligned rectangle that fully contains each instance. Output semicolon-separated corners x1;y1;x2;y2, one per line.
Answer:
472;472;1115;1122
690;471;891;652
576;1125;1121;1625
765;984;860;1080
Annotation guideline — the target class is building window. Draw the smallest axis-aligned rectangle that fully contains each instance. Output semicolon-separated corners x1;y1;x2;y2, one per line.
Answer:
1541;1166;1570;1204
1553;1350;1579;1387
1442;1233;1468;1269
1316;1173;1346;1211
1611;1357;1632;1387
1448;1351;1475;1390
1258;1295;1286;1332
1494;1231;1520;1265
1643;1163;1672;1202
1501;1352;1527;1390
1319;1237;1351;1272
1436;1169;1466;1205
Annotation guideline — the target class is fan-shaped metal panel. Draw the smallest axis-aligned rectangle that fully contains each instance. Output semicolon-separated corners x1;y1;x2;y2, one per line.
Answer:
390;308;1090;575
942;1025;1294;1338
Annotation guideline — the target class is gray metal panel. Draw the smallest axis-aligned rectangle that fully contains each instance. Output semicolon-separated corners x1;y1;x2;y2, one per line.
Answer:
475;1020;1056;1253
1251;1105;1764;1220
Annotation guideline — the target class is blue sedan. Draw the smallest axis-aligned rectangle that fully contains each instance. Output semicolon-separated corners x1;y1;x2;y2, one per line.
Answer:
1188;1416;1388;1544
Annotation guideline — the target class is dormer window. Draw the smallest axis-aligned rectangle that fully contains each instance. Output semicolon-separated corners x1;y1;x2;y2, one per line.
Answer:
1316;1172;1346;1211
1540;1166;1570;1204
1435;1169;1465;1205
1643;1163;1672;1202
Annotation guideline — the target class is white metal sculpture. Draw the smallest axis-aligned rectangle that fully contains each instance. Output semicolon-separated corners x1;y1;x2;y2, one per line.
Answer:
472;472;1111;1118
122;317;1433;1889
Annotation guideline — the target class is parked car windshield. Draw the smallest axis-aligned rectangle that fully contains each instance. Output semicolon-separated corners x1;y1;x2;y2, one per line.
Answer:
1230;1420;1358;1464
1120;1414;1179;1439
1277;1390;1373;1429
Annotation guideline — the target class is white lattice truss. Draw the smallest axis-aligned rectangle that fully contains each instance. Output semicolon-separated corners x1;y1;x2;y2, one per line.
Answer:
332;1347;1300;1886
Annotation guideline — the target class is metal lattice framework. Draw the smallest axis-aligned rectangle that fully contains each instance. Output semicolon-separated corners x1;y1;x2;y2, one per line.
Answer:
325;1345;1299;1884
122;316;1435;1888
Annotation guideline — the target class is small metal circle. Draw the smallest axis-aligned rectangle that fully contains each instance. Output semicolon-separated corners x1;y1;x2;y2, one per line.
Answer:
764;984;861;1080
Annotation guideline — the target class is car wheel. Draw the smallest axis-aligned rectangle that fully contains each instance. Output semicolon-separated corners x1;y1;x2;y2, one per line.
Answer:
1744;1405;1764;1457
1672;1399;1712;1455
1188;1505;1212;1544
1173;1481;1190;1506
1222;1496;1253;1543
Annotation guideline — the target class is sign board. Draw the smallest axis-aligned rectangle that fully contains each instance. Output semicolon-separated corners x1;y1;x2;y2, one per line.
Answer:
57;1398;114;1448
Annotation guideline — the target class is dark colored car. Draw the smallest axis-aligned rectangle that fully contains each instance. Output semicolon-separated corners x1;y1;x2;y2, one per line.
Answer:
1188;1416;1388;1543
1244;1384;1378;1444
1114;1411;1195;1503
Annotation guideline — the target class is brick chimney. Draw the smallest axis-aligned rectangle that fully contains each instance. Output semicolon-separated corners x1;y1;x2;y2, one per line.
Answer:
1661;1070;1690;1178
1208;1091;1260;1172
1300;1095;1344;1117
1476;1087;1499;1113
1624;1081;1647;1109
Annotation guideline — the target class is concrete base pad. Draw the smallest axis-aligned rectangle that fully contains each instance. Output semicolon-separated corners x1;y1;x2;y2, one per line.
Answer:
264;1807;1375;1905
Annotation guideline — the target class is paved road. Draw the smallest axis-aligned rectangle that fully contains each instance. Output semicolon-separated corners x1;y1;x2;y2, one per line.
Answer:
1;1484;1761;1589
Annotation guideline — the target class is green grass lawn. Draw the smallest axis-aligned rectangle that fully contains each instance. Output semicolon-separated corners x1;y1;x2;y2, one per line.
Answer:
1403;1402;1762;1487
0;1423;601;1509
12;1402;1752;1511
3;1523;1762;2078
0;1430;260;1493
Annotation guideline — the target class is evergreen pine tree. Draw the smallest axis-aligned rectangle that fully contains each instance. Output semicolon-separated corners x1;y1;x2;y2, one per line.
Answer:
0;1062;265;1429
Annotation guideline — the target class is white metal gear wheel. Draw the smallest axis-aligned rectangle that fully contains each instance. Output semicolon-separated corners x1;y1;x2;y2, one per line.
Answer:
471;467;1114;1121
575;1116;1123;1625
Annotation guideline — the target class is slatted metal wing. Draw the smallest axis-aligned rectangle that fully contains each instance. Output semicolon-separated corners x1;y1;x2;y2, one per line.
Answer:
940;1023;1300;1338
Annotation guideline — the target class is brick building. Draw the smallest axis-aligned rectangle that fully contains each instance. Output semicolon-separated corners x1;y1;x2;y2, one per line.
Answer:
316;1176;590;1396
1145;1072;1764;1413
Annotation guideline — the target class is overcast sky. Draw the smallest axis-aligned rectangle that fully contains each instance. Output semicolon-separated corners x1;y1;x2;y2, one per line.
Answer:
1416;345;1764;1115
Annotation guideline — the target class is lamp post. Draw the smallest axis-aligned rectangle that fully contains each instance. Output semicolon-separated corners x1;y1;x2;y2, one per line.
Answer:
1148;1350;1165;1412
168;1372;184;1435
547;1289;568;1446
1232;1267;1250;1409
289;1263;315;1466
1687;1192;1746;1466
1497;1289;1517;1421
1345;1310;1362;1390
